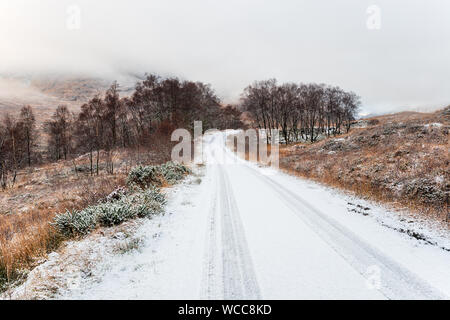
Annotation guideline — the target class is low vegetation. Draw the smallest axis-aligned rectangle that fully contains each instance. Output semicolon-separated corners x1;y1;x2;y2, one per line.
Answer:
0;168;125;292
126;161;191;188
53;187;166;236
0;160;190;291
53;162;190;237
279;107;450;222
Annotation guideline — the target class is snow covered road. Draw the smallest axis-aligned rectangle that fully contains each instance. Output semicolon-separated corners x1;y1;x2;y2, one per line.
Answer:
63;131;450;300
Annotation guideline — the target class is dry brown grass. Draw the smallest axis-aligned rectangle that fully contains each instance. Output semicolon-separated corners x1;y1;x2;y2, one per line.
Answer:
0;142;172;290
0;207;63;287
279;107;450;224
0;172;126;289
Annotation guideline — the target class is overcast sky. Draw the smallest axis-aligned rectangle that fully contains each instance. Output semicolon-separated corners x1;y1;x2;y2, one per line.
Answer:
0;0;449;114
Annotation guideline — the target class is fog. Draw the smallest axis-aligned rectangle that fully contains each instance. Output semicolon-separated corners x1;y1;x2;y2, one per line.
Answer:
1;0;449;114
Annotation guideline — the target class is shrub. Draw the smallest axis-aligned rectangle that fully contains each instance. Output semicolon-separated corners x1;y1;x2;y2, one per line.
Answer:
98;187;166;226
96;202;135;227
52;187;166;236
126;162;190;187
105;186;128;202
159;161;191;184
53;162;189;238
52;208;97;237
126;165;162;188
128;186;167;217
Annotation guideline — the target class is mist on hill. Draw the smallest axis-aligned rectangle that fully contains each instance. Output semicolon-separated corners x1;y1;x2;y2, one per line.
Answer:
1;0;449;114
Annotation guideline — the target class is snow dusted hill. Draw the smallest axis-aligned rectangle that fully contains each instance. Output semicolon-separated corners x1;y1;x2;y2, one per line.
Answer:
0;73;138;126
4;131;450;300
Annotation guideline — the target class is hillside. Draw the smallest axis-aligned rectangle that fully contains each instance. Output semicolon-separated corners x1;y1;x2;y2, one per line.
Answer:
0;74;136;126
280;106;450;222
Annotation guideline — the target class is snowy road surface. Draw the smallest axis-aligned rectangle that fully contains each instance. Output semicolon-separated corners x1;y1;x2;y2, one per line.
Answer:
66;132;450;300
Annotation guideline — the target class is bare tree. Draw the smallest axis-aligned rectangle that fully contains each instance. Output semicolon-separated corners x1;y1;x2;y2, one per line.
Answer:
219;105;244;129
18;105;37;167
104;81;121;147
75;102;97;175
0;121;8;189
242;80;360;144
44;105;73;160
90;96;106;175
0;114;19;187
342;91;361;133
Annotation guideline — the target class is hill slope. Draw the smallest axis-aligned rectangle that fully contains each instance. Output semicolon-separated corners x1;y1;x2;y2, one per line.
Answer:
0;74;136;126
280;107;450;221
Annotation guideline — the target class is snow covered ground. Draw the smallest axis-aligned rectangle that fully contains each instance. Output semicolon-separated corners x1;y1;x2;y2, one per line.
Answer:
4;131;450;300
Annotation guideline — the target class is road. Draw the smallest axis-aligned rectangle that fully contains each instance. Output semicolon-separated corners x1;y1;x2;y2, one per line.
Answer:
67;131;450;300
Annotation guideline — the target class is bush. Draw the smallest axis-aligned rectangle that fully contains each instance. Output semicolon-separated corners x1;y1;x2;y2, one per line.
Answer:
126;165;162;188
159;161;191;184
96;202;135;227
105;186;128;202
53;162;189;237
52;208;97;237
126;162;190;187
52;187;166;236
126;187;166;217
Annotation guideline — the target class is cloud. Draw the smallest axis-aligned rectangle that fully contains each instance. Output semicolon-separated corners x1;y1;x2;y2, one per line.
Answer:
1;0;449;113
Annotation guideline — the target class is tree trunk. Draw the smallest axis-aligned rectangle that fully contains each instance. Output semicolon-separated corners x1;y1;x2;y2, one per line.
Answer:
90;150;93;176
26;130;31;167
96;149;100;175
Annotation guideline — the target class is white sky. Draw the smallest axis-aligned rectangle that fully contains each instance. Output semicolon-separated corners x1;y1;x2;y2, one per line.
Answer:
0;0;449;114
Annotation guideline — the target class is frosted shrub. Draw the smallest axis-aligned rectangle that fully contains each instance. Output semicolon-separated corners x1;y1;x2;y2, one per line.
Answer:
128;187;167;216
53;162;190;237
106;186;127;202
52;208;97;237
120;188;166;219
142;185;166;204
53;188;167;236
127;162;190;187
96;202;135;227
159;161;191;184
126;165;162;188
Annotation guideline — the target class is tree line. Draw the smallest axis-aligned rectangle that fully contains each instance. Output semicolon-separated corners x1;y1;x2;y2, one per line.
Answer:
0;75;361;189
241;79;360;144
0;106;37;188
0;74;243;188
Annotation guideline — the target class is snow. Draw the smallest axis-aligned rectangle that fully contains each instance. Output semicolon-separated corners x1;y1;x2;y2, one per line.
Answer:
435;175;445;184
424;123;443;128
3;131;450;300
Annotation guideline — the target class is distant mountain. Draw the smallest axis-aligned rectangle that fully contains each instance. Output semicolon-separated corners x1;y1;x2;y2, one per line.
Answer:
0;72;139;125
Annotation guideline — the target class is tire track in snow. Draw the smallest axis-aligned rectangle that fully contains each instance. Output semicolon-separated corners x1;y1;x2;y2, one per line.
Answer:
219;166;261;299
201;159;261;299
200;166;222;299
244;164;446;300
